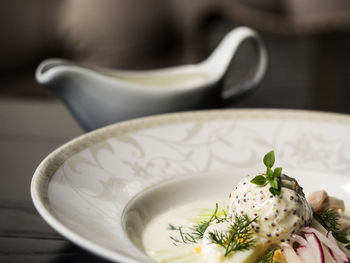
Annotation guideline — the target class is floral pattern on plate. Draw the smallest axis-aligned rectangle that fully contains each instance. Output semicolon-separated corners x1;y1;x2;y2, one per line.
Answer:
31;109;350;263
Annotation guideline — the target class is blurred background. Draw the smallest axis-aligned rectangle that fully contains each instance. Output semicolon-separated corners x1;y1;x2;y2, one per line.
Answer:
1;0;350;262
2;0;350;109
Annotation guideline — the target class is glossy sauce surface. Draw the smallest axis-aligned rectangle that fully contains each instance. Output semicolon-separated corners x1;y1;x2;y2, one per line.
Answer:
112;72;210;88
143;199;228;263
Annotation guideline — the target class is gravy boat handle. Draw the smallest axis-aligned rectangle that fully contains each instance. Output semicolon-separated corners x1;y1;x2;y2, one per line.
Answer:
200;27;268;102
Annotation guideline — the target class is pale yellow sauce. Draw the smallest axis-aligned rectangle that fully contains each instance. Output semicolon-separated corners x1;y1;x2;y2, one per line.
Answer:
143;199;228;263
112;72;210;88
142;175;314;263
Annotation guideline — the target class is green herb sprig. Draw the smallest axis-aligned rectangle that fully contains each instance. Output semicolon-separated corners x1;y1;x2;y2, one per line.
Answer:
208;214;257;256
314;210;339;232
250;151;282;196
168;224;197;245
332;232;350;249
256;249;278;263
191;203;228;240
168;203;227;245
314;210;350;250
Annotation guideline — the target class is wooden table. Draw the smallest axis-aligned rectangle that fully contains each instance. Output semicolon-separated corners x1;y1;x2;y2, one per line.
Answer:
1;29;350;262
0;99;112;262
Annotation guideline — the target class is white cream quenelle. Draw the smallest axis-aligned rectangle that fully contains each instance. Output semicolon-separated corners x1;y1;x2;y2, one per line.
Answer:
229;174;313;245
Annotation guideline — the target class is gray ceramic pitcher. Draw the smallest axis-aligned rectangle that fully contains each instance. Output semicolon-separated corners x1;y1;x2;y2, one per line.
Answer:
36;27;267;131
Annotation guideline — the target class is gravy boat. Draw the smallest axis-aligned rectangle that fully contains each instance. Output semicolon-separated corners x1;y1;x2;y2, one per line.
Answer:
36;27;267;131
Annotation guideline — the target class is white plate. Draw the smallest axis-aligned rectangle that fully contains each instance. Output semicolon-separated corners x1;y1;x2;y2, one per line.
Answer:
31;109;350;263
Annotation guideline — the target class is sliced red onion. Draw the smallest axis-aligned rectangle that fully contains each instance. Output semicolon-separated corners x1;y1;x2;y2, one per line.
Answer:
329;248;341;263
326;231;337;244
297;245;317;263
321;244;337;263
327;232;341;263
305;232;325;263
326;231;349;263
281;244;305;263
292;234;309;247
302;227;348;262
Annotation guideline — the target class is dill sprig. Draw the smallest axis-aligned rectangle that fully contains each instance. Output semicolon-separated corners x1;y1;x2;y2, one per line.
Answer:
256;249;277;263
314;210;350;250
208;214;257;256
168;203;227;245
314;210;339;232
168;224;197;245
191;203;228;239
332;232;350;249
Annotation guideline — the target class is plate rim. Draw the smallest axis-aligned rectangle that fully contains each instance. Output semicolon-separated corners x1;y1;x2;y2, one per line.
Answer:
30;108;350;262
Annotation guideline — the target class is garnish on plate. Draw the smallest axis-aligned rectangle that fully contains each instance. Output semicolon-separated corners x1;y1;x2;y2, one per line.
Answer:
256;248;278;263
208;214;257;256
332;232;350;249
314;209;350;250
191;203;228;240
250;150;282;196
168;224;197;245
314;209;340;233
168;203;227;245
156;151;350;263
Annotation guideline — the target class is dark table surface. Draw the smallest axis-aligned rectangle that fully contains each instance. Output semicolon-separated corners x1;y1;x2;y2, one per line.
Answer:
1;27;350;262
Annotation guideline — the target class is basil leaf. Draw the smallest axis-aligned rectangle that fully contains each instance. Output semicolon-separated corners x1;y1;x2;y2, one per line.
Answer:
263;151;275;168
252;150;283;197
266;167;273;180
273;167;282;178
269;187;281;196
269;178;279;189
250;176;267;186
